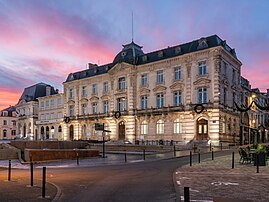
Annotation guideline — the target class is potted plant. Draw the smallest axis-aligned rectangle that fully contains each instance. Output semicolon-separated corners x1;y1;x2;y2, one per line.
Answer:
254;144;267;166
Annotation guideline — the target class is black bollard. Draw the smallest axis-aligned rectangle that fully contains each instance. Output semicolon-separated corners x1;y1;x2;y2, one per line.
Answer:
210;143;212;151
221;143;223;151
256;154;259;173
174;145;176;157
212;148;214;160
190;151;192;167
42;167;46;198
143;149;146;160
102;137;105;158
232;152;234;169
76;152;79;166
30;162;34;186
8;160;11;181
124;151;127;163
198;150;201;164
184;187;190;202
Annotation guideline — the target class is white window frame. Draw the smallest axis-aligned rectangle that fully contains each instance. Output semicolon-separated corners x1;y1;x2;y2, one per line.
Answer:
82;86;87;97
173;118;182;134
141;96;148;110
156;120;164;134
174;91;182;106
92;84;97;95
81;103;88;115
198;61;207;76
198;87;207;104
118;77;126;90
104;82;109;93
140;120;148;135
157;93;164;108
141;74;148;86
92;102;98;114
174;67;181;80
103;100;109;113
156;70;164;83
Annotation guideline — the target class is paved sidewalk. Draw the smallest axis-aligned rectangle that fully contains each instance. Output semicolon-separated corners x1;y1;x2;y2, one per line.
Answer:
175;151;269;202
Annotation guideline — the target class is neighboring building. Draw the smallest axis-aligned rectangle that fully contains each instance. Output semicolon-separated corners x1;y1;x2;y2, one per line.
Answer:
16;83;58;140
0;106;16;140
62;35;242;145
36;93;64;140
239;77;269;144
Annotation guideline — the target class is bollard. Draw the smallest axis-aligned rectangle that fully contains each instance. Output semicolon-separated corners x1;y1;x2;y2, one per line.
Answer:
232;152;234;169
102;137;105;158
210;143;212;151
256;154;259;173
212;148;214;160
198;150;201;164
30;162;34;186
184;187;190;202
124;151;127;163
143;149;146;160
221;143;223;151
174;145;176;157
8;160;11;181
76;152;79;166
190;151;192;167
42;167;46;198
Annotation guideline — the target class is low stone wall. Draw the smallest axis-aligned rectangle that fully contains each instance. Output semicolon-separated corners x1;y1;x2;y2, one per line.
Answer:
10;141;88;151
0;144;19;160
24;149;99;162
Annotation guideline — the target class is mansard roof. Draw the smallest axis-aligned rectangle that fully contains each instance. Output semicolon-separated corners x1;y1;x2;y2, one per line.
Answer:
65;34;239;83
0;106;16;117
18;82;58;103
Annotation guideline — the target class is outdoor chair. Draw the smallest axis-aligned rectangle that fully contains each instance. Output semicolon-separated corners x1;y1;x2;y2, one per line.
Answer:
239;148;252;164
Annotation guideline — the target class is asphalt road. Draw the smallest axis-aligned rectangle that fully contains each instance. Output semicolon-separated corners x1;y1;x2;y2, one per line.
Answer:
45;150;232;202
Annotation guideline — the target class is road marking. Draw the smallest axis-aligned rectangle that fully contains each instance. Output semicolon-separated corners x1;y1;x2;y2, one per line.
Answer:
180;196;213;202
211;181;239;186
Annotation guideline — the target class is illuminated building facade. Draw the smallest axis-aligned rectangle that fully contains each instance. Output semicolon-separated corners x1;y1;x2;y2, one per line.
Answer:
0;106;16;140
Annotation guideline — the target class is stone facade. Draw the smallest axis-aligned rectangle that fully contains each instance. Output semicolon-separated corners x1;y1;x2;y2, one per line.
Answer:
0;106;16;140
62;35;242;145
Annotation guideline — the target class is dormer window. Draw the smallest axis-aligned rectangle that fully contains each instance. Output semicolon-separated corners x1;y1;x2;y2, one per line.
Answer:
175;46;181;54
121;51;126;57
142;55;147;62
157;51;163;58
197;38;208;50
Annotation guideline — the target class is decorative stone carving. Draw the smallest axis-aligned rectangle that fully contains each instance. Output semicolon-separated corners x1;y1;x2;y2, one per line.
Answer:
193;78;211;86
139;87;150;95
169;81;184;91
187;64;191;78
89;96;99;102
153;85;167;93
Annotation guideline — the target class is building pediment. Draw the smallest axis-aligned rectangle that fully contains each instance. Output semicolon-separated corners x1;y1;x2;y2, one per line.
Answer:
108;62;132;75
67;100;75;104
89;96;99;101
193;78;211;86
139;87;150;95
80;97;88;103
153;85;167;93
169;81;184;90
101;94;110;100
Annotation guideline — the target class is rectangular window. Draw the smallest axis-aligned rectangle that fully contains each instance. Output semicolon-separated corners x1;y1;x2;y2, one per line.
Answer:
232;69;236;83
174;91;182;106
198;61;207;75
198;88;207;104
57;98;62;106
69;88;74;99
82;86;87;97
45;100;49;107
58;112;62;118
3;120;7;125
224;88;227;105
118;77;126;90
3;130;7;138
92;103;98;114
104;82;108;93
140;121;148;135
69;105;75;116
141;74;148;86
103;100;109;113
81;103;88;115
11;130;16;136
46;113;50;120
50;99;55;107
174;67;181;80
92;84;97;95
41;101;44;108
156;70;164;83
157;93;164;108
141;96;148;110
12;120;16;126
118;98;127;111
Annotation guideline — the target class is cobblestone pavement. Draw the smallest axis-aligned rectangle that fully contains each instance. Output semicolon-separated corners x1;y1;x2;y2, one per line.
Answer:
175;151;269;202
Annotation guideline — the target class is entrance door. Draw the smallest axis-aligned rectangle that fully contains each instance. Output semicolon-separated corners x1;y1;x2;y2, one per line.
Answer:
118;121;125;140
197;119;208;141
70;125;74;140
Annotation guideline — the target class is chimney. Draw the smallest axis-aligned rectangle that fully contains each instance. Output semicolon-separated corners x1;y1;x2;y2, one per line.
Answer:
88;63;97;69
46;86;51;96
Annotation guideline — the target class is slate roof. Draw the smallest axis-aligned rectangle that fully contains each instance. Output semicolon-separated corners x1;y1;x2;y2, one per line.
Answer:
0;106;16;117
18;82;58;103
65;34;239;83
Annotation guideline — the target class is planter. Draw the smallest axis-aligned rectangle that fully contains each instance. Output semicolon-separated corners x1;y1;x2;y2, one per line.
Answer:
254;153;266;166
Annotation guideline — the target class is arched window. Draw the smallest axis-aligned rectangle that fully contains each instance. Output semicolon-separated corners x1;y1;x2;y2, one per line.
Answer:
141;120;148;135
51;126;55;138
58;125;62;133
173;119;182;134
156;120;164;134
3;129;7;138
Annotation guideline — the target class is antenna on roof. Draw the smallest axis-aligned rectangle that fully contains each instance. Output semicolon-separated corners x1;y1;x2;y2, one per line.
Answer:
132;11;134;42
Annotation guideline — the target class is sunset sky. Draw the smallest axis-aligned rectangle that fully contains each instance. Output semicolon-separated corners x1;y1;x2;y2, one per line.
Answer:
0;0;269;110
